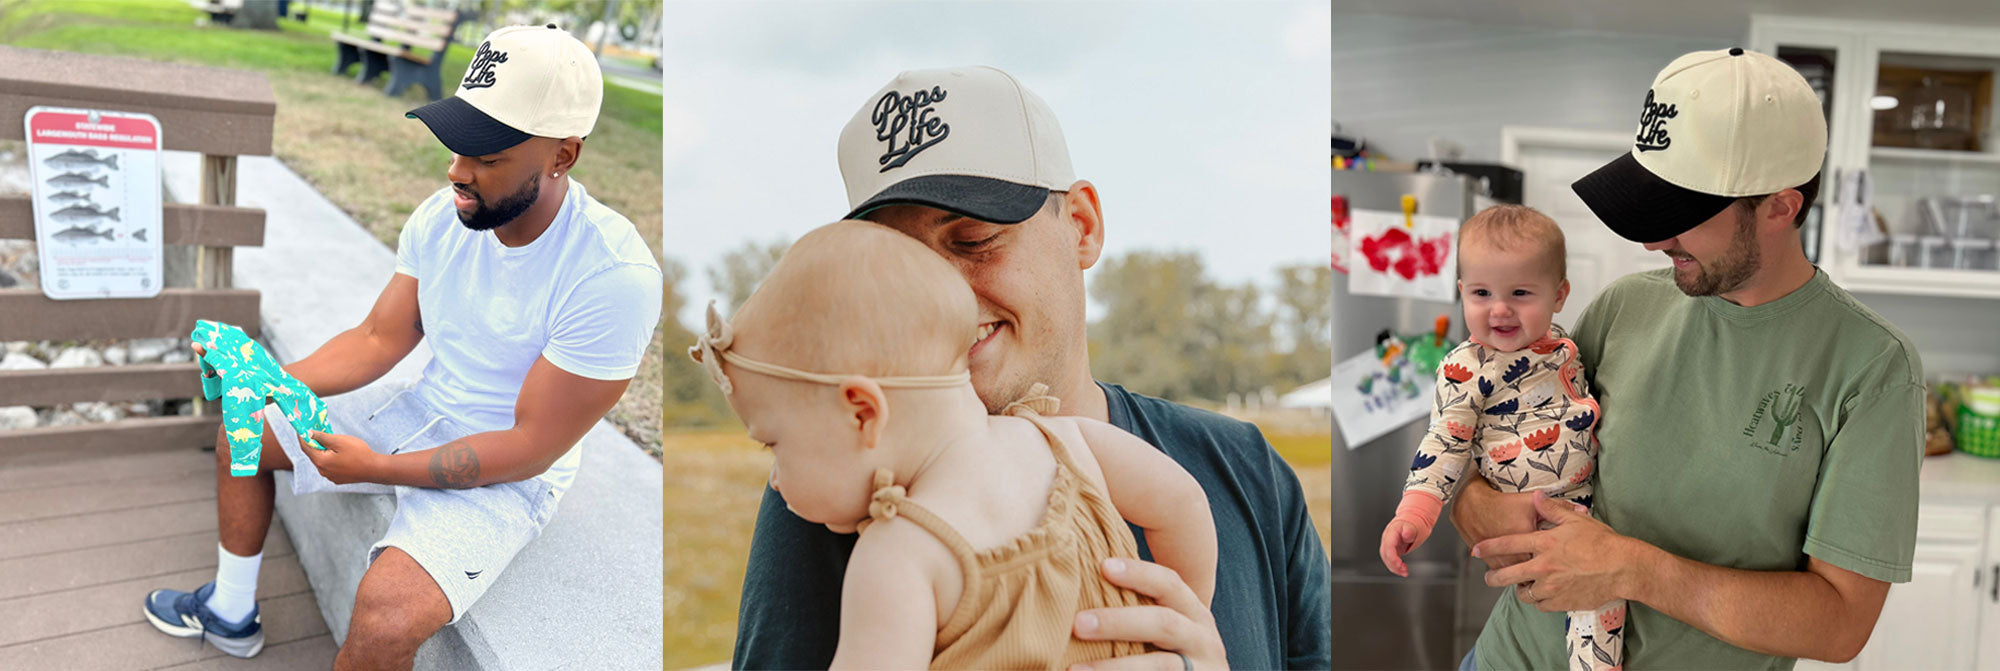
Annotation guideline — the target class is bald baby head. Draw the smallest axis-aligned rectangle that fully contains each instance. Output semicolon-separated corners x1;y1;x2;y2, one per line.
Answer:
730;220;978;380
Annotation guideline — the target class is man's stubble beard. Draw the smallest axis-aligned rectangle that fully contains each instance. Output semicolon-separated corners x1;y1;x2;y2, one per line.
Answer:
1674;206;1762;297
458;172;541;231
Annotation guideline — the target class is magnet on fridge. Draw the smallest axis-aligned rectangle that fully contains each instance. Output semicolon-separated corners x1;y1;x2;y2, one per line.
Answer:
1401;193;1417;228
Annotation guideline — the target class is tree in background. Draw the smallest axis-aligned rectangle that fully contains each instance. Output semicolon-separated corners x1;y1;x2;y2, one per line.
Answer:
1088;253;1328;407
1271;263;1332;391
705;238;789;310
662;257;735;428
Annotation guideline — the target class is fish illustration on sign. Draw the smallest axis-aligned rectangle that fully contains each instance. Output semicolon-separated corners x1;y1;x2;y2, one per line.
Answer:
46;190;95;205
132;229;147;242
48;204;120;224
50;225;114;244
42;149;119;171
44;172;109;189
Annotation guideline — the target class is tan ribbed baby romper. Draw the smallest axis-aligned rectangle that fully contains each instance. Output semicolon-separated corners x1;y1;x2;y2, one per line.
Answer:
858;388;1154;669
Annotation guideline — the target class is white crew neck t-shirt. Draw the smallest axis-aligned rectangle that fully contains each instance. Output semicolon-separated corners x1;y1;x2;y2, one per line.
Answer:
393;179;661;493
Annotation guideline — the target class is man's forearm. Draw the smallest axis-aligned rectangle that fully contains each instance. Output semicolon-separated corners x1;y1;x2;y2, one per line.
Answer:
282;324;419;397
366;429;556;489
1627;543;1873;662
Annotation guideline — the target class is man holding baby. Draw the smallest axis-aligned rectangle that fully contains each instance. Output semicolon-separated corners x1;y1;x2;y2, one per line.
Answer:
727;66;1332;669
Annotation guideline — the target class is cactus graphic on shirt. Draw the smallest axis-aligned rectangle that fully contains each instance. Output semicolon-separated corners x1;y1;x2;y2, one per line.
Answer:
1767;386;1804;446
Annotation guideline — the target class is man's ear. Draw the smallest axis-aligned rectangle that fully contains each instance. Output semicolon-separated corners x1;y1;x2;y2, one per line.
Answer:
1767;187;1805;232
838;376;888;450
551;136;583;176
1063;180;1105;270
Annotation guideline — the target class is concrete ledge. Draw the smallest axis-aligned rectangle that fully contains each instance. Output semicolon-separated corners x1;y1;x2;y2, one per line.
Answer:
168;154;664;669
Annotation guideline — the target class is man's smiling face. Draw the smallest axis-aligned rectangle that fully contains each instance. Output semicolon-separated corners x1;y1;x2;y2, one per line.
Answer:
865;193;1096;412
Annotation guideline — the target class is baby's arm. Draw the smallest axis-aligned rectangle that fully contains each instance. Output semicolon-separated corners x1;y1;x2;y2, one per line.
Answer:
1381;345;1486;575
829;524;944;669
1072;419;1218;607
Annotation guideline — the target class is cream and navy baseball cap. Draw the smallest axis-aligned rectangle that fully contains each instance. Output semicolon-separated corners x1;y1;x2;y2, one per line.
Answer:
838;66;1075;224
406;24;602;157
1572;47;1827;243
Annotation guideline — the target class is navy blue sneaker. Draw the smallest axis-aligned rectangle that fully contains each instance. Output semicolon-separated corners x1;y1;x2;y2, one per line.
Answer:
143;582;265;658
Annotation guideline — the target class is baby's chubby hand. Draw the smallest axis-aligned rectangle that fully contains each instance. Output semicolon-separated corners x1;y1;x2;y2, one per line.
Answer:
1379;518;1434;577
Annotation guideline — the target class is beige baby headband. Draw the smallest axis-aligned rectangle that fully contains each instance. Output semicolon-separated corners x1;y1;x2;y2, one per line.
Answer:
688;300;971;395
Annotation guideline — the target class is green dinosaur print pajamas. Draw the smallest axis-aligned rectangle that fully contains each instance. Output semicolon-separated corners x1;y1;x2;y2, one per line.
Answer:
192;320;331;476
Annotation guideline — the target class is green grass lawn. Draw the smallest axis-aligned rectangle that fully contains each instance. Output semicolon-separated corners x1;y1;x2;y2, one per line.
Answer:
0;0;666;453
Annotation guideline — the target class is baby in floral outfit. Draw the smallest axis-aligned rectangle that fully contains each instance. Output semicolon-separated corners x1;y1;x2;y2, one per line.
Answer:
1377;204;1623;671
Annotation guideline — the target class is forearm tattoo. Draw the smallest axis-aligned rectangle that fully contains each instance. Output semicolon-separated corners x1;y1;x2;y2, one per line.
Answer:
429;441;480;488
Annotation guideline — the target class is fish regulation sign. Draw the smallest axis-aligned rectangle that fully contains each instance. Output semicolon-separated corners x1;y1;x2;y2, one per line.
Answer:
24;107;164;300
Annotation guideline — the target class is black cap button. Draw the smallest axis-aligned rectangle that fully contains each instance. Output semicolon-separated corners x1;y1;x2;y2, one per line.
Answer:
1729;47;1744;56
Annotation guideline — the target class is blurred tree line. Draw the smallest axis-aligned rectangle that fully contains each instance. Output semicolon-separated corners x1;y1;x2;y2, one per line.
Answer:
663;240;1331;429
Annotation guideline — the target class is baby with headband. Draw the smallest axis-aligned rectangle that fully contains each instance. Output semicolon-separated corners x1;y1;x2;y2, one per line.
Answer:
691;220;1217;669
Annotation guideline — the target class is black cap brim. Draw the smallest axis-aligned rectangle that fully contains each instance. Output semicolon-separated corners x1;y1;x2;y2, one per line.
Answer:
845;174;1050;224
1571;152;1737;244
406;96;534;157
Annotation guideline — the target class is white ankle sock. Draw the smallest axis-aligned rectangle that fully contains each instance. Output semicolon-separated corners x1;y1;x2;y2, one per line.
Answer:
206;543;261;625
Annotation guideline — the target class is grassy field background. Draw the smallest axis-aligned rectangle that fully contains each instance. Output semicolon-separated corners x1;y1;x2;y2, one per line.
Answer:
664;422;1332;668
0;0;666;452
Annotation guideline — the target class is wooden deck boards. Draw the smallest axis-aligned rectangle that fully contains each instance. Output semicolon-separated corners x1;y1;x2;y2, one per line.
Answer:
0;446;329;669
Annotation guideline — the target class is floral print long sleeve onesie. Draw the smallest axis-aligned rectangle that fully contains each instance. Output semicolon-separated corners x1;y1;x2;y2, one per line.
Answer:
1396;327;1625;671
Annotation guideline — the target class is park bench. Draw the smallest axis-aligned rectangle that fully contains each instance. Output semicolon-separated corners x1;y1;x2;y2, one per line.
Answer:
330;4;463;101
189;0;241;24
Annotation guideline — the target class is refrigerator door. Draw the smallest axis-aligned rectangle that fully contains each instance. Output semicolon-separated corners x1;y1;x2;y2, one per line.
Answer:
1331;171;1506;670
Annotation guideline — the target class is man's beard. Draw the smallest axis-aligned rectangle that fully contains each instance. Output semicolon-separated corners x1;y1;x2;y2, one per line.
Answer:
1672;206;1761;297
457;172;540;231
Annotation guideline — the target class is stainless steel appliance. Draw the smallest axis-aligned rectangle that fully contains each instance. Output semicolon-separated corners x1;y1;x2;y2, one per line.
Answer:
1331;169;1508;670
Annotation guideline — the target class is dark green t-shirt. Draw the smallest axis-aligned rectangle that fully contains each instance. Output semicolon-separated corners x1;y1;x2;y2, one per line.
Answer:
729;382;1333;670
1477;269;1924;670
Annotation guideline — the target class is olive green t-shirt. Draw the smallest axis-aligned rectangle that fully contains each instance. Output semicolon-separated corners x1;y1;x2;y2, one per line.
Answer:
1476;268;1924;670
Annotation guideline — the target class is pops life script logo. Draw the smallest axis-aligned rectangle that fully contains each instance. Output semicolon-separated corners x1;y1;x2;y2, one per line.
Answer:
462;42;509;90
1635;89;1677;152
872;86;950;172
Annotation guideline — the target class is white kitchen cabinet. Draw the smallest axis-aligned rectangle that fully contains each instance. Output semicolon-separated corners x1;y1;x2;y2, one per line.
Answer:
1978;509;2000;671
1798;501;1990;671
1751;16;2000;300
1854;529;1984;670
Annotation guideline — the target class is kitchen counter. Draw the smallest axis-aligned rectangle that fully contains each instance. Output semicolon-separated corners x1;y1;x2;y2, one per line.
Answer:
1920;451;2000;504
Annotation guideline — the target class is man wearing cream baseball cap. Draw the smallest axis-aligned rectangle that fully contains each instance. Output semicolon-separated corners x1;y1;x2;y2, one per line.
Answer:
1447;48;1922;670
729;65;1332;670
142;25;661;669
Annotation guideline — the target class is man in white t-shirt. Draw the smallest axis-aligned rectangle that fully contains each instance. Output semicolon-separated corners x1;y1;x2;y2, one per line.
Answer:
142;25;662;669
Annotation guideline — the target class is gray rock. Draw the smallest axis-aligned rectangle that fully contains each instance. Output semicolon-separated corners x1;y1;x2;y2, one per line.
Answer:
45;409;85;427
162;349;193;364
85;403;121;423
4;342;26;355
49;347;103;369
128;338;177;364
0;406;34;431
0;352;46;370
104;346;129;366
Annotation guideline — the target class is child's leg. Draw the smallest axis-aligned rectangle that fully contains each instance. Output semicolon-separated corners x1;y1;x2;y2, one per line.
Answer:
1566;600;1626;671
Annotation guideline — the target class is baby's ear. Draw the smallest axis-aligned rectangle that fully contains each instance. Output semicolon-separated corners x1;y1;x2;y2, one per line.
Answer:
1554;279;1571;313
838;376;889;450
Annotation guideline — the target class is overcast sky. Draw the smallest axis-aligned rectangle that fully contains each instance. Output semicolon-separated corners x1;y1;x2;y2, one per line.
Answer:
662;1;1332;327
